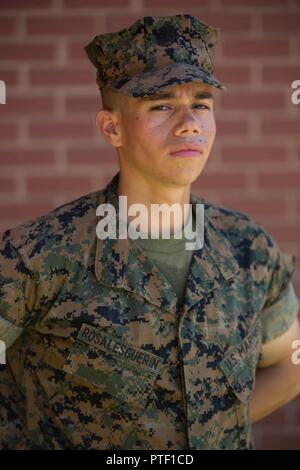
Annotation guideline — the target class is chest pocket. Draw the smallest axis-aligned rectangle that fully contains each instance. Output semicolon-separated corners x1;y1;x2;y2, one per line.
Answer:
63;336;161;408
219;319;262;402
40;323;163;450
217;319;262;448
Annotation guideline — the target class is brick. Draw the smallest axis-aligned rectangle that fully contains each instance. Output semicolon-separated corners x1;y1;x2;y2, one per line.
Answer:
65;95;100;113
197;14;251;32
105;14;144;33
143;0;210;6
0;0;52;8
219;198;287;217
0;150;55;166
0;44;55;61
223;39;289;58
259;173;300;189
27;176;92;193
254;427;300;450
0;203;53;220
222;145;287;163
215;65;251;84
107;13;250;34
29;121;94;139
4;96;54;114
0;177;15;193
262;65;300;83
217;118;249;136
0;70;18;86
0;123;17;140
0;17;16;35
262;14;300;32
221;92;285;110
220;0;289;6
67;42;87;61
67;148;115;165
64;0;128;6
267;224;300;244
261;118;300;135
26;15;94;36
29;67;94;86
193;173;247;190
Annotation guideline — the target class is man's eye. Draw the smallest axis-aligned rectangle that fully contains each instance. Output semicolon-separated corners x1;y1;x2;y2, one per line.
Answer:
150;104;211;111
150;105;170;111
194;104;211;110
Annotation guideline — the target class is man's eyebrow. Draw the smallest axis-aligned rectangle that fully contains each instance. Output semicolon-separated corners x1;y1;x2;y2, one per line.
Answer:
140;91;214;101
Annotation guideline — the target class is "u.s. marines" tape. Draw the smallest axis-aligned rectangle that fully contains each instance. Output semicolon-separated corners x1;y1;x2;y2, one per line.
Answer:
219;321;261;377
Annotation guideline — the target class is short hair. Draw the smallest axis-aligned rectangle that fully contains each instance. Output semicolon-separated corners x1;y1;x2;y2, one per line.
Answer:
100;86;127;111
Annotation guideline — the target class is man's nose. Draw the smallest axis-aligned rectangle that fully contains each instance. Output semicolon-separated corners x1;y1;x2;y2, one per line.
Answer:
173;108;202;136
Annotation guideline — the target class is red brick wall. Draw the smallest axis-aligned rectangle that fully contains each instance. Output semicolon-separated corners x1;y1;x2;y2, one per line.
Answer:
0;0;299;450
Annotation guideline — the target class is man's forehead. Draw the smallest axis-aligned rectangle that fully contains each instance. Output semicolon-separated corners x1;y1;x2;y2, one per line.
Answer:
138;83;214;102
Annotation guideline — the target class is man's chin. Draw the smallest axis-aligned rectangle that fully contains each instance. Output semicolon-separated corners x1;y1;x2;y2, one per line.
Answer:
161;170;203;188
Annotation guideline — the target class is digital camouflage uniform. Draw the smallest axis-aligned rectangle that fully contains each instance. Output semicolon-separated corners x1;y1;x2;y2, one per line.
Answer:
0;171;299;450
1;13;299;450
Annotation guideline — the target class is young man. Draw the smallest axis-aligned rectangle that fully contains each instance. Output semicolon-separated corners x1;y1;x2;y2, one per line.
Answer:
0;14;299;450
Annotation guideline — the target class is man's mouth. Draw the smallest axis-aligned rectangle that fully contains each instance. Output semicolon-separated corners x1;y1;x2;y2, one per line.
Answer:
170;149;203;157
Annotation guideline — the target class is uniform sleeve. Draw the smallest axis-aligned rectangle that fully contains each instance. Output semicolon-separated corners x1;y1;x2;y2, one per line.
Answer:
258;230;299;344
0;231;37;349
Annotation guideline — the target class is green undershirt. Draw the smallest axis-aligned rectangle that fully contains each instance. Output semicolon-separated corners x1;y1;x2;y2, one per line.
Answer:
134;209;197;308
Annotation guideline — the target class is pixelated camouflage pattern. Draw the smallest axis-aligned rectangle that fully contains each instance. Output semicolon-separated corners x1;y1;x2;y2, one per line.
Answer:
85;14;226;97
0;171;298;450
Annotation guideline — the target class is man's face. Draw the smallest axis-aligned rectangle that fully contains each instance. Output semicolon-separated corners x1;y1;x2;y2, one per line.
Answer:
107;81;216;188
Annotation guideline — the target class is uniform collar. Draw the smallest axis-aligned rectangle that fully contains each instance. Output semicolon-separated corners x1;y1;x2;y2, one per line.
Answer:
94;172;239;316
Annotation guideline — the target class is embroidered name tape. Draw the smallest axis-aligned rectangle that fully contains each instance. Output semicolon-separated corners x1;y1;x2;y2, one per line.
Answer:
77;323;163;375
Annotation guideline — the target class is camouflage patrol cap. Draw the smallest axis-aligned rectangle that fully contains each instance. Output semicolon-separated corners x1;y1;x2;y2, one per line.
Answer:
84;14;226;97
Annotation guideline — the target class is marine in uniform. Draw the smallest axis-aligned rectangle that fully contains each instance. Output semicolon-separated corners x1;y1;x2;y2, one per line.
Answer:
0;14;299;450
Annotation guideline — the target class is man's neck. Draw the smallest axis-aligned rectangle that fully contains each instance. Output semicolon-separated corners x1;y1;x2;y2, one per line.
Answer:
117;171;191;237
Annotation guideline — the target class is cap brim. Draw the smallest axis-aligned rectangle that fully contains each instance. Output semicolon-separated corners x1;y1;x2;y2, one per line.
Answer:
109;62;226;97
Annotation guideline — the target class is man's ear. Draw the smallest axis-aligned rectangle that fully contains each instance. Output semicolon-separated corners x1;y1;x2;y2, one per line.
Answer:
96;109;122;148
